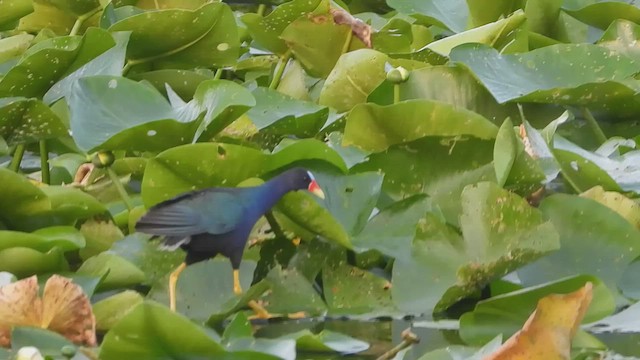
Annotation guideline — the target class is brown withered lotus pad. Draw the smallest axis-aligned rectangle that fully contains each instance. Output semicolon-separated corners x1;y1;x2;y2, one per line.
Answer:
0;275;96;347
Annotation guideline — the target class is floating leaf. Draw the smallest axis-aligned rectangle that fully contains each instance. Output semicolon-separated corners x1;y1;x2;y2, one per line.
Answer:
247;87;328;138
586;300;640;334
387;0;469;33
518;194;640;296
93;290;144;332
368;64;517;124
319;49;389;113
425;10;526;57
562;0;640;30
0;27;116;98
581;186;640;229
241;0;322;55
459;275;614;345
0;247;68;278
450;43;640;116
280;9;354;78
100;301;226;360
494;118;518;186
109;2;239;68
0;275;96;347
343;99;498;152
0;98;67;146
323;261;395;316
141;140;346;207
76;253;145;291
392;182;559;315
147;259;257;323
0;0;33;29
483;283;593;360
0;226;85;253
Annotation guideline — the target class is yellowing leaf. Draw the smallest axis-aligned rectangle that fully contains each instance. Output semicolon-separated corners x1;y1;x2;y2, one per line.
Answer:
581;186;640;229
484;282;593;360
0;275;96;347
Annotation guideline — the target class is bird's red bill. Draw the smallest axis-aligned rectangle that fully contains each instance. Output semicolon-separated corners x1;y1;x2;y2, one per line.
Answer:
308;180;325;199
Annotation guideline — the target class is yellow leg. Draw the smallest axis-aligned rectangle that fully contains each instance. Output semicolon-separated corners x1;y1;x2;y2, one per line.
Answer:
247;300;272;319
233;269;273;319
169;262;187;312
233;269;242;295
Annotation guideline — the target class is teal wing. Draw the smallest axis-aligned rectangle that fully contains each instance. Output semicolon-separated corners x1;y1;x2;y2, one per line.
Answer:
135;190;245;237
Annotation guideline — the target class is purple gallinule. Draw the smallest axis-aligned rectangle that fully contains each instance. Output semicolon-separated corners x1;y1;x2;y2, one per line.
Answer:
135;167;325;317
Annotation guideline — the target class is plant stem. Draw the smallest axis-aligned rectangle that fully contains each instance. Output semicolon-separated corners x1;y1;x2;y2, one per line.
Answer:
39;140;50;184
257;4;266;16
264;211;285;239
268;50;291;90
341;28;353;55
376;329;419;360
581;108;608;145
214;68;223;80
69;7;102;36
393;84;400;104
122;61;133;76
106;167;134;211
9;144;26;172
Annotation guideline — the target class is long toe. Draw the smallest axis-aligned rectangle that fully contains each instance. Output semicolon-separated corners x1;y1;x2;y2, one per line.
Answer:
247;300;276;320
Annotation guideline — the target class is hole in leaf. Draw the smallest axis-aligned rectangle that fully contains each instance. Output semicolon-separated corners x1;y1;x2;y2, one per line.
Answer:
345;187;354;193
217;145;226;158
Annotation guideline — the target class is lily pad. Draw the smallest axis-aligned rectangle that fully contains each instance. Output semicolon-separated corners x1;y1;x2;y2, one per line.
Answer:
241;0;323;55
386;0;469;33
352;136;496;225
518;194;640;298
79;219;125;260
0;34;34;63
459;275;615;345
0;226;84;252
147;259;258;323
343;99;499;152
69;76;254;152
110;233;184;287
0;169;106;231
553;136;640;193
493;118;518;186
256;266;327;316
44;31;130;105
140;140;347;207
247;87;328;138
76;253;146;291
450;42;640;116
93;290;145;331
318;48;389;113
0;97;67;146
392;182;560;315
280;9;354;78
424;10;526;57
100;301;226;360
109;2;239;68
367;64;517;125
0;247;68;277
279;329;370;354
0;27;117;98
0;0;33;29
322;261;396;316
562;0;640;30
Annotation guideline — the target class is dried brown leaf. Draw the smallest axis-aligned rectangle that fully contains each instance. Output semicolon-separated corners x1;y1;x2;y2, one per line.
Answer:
0;275;96;348
484;282;593;360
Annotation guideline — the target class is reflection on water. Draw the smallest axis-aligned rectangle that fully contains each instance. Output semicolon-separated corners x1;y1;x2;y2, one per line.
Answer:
254;317;465;359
